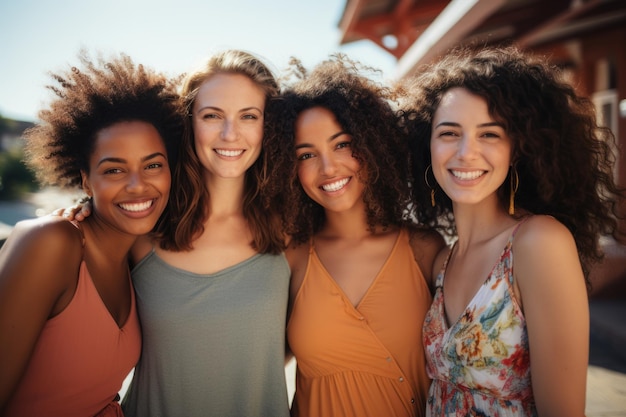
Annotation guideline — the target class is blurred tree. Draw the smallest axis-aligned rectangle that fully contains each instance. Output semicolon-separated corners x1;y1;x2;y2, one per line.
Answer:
0;148;38;200
0;114;38;200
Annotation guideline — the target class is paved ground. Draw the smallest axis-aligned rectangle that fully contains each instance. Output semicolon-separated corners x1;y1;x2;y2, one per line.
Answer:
587;299;626;416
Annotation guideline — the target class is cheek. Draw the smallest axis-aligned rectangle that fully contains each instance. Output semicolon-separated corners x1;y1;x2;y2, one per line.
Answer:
246;126;264;147
430;143;448;182
297;164;317;196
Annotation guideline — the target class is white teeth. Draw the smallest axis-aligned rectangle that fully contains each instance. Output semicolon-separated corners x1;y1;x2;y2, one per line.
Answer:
119;200;153;212
451;170;484;180
322;178;349;192
215;149;244;157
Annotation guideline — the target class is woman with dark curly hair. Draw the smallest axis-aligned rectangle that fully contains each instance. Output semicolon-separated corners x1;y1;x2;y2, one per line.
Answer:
402;46;624;416
264;55;445;417
0;51;181;416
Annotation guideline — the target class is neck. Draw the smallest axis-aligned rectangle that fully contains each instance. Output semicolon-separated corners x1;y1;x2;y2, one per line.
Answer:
321;208;380;241
205;175;246;218
81;216;136;264
452;200;516;250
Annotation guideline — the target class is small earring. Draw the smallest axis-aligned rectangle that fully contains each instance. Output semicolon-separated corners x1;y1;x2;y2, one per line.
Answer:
424;164;436;207
509;166;519;215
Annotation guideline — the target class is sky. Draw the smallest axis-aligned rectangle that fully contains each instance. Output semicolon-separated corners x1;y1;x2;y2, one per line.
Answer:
0;0;397;122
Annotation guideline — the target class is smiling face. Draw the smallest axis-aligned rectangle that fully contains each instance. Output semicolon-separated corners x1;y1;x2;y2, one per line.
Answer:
294;106;366;215
191;72;265;181
430;87;513;210
81;120;171;236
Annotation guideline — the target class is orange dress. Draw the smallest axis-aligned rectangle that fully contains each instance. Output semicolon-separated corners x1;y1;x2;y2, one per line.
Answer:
4;261;141;417
287;229;432;417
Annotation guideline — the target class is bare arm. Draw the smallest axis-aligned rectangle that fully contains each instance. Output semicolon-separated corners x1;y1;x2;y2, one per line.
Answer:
514;215;588;416
0;217;82;411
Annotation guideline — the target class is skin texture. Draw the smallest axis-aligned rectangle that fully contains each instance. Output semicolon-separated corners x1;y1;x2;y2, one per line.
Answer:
294;107;367;220
191;73;265;182
286;104;444;353
132;72;266;272
430;88;589;416
0;120;171;411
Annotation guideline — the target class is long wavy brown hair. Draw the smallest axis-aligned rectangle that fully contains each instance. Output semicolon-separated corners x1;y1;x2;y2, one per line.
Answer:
154;49;284;254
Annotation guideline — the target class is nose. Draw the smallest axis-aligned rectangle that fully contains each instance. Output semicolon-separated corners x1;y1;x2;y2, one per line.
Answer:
220;119;238;142
320;153;338;176
126;171;147;192
456;134;478;160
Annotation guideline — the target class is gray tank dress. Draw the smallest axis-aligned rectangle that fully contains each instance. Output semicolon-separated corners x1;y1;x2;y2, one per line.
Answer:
121;250;291;417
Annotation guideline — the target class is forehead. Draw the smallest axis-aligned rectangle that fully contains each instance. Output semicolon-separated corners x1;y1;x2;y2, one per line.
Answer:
295;107;343;143
194;73;265;109
91;121;165;159
434;88;490;120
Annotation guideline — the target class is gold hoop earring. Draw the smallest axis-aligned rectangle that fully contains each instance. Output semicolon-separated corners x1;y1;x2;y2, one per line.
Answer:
509;166;519;215
424;164;436;207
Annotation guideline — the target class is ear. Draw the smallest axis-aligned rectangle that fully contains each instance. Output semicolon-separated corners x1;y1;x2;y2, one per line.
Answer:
81;170;93;198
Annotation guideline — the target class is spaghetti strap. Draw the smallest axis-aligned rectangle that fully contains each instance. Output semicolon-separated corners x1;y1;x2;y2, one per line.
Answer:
510;216;532;241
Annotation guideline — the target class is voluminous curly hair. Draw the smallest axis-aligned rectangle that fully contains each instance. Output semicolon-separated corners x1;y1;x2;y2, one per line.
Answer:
24;50;182;189
401;46;624;281
155;49;284;254
263;54;412;245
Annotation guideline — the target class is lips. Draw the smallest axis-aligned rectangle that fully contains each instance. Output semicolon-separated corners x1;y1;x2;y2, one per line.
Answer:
118;200;154;212
450;170;485;180
321;177;349;192
215;149;244;157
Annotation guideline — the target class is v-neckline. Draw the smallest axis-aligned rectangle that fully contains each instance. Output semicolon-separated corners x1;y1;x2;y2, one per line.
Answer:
82;261;134;330
311;229;403;310
439;239;511;330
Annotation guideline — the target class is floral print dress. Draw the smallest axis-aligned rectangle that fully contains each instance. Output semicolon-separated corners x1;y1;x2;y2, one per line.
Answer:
422;223;538;416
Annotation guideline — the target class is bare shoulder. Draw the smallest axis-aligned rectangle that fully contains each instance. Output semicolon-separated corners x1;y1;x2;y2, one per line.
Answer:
3;215;83;260
0;216;83;313
514;215;575;254
285;241;309;276
407;225;447;286
285;241;310;302
513;215;582;301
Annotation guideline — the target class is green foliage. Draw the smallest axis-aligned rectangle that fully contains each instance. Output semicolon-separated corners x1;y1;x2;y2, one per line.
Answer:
0;148;38;200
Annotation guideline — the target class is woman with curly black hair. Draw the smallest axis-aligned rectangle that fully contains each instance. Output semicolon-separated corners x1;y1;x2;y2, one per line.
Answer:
402;46;624;416
0;51;181;417
264;55;444;417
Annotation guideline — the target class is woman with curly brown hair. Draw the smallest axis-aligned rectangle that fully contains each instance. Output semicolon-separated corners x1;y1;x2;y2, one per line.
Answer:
402;46;624;416
264;55;445;417
0;51;181;417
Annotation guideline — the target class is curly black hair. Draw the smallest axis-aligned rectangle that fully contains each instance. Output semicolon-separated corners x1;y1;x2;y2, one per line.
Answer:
23;50;182;190
401;46;624;281
264;54;413;245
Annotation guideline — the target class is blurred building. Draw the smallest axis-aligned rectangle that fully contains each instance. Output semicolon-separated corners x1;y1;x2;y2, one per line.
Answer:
338;0;626;297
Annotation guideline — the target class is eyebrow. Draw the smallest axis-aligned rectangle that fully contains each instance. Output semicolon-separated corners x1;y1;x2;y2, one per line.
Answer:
195;105;263;114
434;121;504;129
97;152;167;167
294;131;349;150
